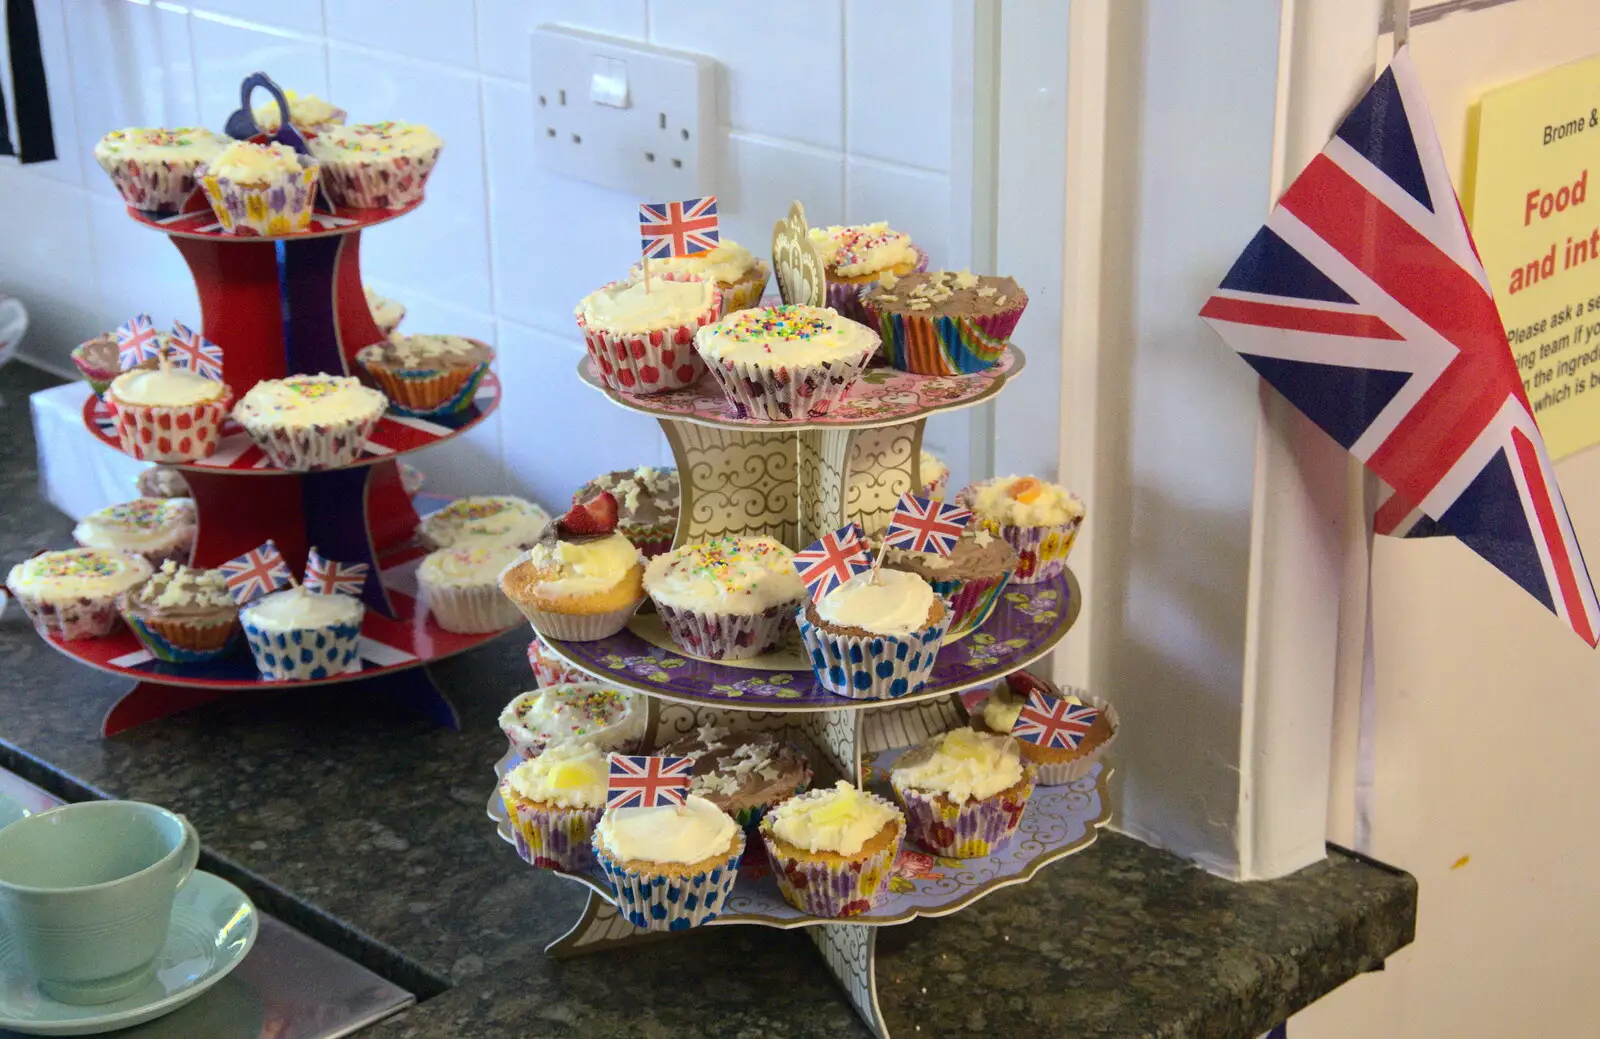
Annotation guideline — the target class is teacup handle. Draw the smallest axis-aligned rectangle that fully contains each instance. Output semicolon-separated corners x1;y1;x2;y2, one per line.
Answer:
173;814;201;890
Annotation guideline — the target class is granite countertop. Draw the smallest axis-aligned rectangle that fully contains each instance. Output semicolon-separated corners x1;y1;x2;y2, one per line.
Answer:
0;362;1416;1038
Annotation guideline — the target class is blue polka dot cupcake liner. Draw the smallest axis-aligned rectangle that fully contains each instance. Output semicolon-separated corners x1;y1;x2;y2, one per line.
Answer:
592;832;745;931
242;616;363;681
797;601;953;700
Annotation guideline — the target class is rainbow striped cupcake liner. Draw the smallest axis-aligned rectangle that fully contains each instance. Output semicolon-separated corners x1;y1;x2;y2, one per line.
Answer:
864;287;1028;376
926;570;1013;641
892;769;1035;858
593;833;744;931
502;785;604;872
760;818;903;918
122;611;238;664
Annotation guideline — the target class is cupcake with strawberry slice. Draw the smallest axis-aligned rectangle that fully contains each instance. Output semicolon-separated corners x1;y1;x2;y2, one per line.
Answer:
498;492;646;641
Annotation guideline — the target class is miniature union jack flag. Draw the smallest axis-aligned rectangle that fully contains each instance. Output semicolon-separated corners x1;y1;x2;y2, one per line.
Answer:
1009;688;1101;750
605;754;693;810
639;197;720;259
1201;47;1599;646
303;547;368;597
219;540;293;605
115;313;162;370
883;493;973;556
166;321;225;381
792;523;871;602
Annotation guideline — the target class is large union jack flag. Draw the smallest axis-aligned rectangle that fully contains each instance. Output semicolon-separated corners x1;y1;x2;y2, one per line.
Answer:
219;540;293;605
606;754;693;809
115;313;162;370
167;321;225;381
883;493;973;556
1010;688;1102;751
792;523;871;602
1201;47;1599;647
304;547;368;598
639;197;719;259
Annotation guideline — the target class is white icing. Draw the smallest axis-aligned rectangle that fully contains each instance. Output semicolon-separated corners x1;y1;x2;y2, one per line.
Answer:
110;368;226;408
506;741;608;810
205;140;305;182
515;534;641;598
233;375;387;429
767;781;899;856
815;569;935;637
693;305;878;367
5;549;151;601
73;498;195;553
892;729;1023;804
643;537;803;614
420;496;550;549
629;241;759;285
967;475;1086;527
242;586;363;631
418;543;523;589
498;683;646;754
807;222;918;277
596;795;738;865
577;279;716;335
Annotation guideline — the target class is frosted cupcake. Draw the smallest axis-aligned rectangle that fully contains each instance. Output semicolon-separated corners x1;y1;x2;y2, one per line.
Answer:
860;270;1027;374
643;536;804;660
573;467;679;559
498;683;646;761
576;274;721;394
119;562;239;663
356;333;491;417
797;568;951;700
197;139;320;236
629;240;770;316
5;548;152;641
136;466;191;499
93;127;228;214
919;448;949;500
310;121;442;210
526;637;594;687
251;89;346;134
106;366;233;463
592;795;745;931
497;494;646;641
240;585;364;680
759;781;903;918
500;741;609;871
958;475;1085;583
807;222;926;324
70;333;121;398
73;497;196;568
365;286;406;337
233;374;387;471
890;728;1035;858
418;495;549;551
693;304;879;420
877;527;1016;641
973;673;1118;785
418;542;523;634
657;726;812;830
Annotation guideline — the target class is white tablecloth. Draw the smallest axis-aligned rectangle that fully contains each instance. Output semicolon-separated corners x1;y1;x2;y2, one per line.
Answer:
29;381;150;521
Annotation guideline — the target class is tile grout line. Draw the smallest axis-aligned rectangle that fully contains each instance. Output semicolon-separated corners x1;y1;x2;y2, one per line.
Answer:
839;0;850;218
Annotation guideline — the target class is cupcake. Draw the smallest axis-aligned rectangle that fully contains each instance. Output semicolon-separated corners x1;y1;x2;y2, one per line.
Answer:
592;794;745;931
72;497;196;568
251;89;346;134
5;548;152;641
972;673;1118;786
240;585;364;680
365;286;406;337
806;222;926;324
418;542;524;634
860;270;1027;375
418;495;550;551
958;475;1085;584
93;127;228;215
310;122;442;210
70;333;121;398
527;636;595;687
890;728;1035;858
643;536;804;660
499;741;609;871
876;527;1016;641
136;466;191;499
572;467;679;559
232;374;387;471
576;274;721;395
355;334;491;417
797;568;951;700
106;366;233;463
759;781;903;918
693;304;879;421
629;240;770;316
919;448;949;500
118;561;239;663
197;139;320;237
498;682;646;761
497;494;646;642
656;726;812;830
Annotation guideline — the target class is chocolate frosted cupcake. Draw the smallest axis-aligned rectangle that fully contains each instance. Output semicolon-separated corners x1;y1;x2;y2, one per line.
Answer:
356;333;492;417
861;270;1027;374
877;527;1016;641
119;562;240;663
656;726;812;829
71;333;121;398
573;467;679;559
972;672;1118;785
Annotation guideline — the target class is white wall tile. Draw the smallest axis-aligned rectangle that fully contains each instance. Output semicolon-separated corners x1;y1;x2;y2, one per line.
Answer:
651;0;844;150
844;0;952;172
720;134;844;253
477;0;648;81
0;168;103;370
328;47;493;314
190;14;328;134
325;0;476;70
25;0;84;186
86;193;201;326
188;0;324;35
844;158;949;267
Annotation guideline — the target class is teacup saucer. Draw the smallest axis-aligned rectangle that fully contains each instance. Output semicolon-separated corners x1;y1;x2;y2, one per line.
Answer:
0;871;257;1036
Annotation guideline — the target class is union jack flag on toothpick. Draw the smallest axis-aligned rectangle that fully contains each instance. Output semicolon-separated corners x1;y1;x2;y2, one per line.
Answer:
792;523;871;602
1009;688;1101;751
883;493;973;557
639;197;720;259
115;314;162;370
166;321;225;381
606;754;693;809
219;540;294;605
303;547;369;597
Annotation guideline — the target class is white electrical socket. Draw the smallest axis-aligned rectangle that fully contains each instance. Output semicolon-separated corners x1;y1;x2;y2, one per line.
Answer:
530;26;717;200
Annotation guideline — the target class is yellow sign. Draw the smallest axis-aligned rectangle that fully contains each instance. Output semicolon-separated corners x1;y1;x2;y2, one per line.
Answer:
1466;53;1600;459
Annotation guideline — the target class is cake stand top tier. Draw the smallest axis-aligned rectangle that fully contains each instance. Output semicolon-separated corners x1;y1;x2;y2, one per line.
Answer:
127;194;420;242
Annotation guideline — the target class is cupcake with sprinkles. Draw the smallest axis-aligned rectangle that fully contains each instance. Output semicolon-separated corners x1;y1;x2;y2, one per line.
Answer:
232;373;388;471
807;222;927;325
93;126;228;215
365;286;406;337
251;89;346;135
527;636;593;687
6;548;152;641
418;495;550;551
310;121;443;210
73;497;196;568
643;536;805;660
498;683;647;761
861;269;1026;375
692;304;879;420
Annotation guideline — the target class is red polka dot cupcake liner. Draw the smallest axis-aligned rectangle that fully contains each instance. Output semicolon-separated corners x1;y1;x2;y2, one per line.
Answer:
576;274;722;396
110;391;234;463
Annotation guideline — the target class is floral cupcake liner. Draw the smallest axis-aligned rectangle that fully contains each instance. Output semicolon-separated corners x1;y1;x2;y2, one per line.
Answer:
972;517;1081;584
96;156;208;216
1026;696;1119;786
826;245;929;326
122;612;238;664
892;769;1035;858
919;471;949;501
701;345;877;422
864;288;1027;375
717;262;771;316
9;591;122;641
652;599;799;661
577;274;722;395
593;833;745;931
111;393;233;463
526;637;593;687
926;571;1012;641
236;410;383;472
760;818;902;918
360;358;488;418
317;147;440;210
242;616;362;680
797;602;952;701
502;786;604;872
198;159;321;237
423;581;522;635
509;598;641;643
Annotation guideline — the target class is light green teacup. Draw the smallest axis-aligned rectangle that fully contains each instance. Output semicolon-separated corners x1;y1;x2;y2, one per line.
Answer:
0;801;199;1005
